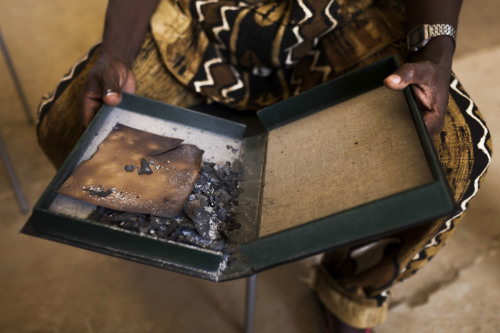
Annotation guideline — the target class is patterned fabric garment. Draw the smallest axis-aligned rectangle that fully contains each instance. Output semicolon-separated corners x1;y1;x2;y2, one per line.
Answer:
37;0;492;329
150;0;402;109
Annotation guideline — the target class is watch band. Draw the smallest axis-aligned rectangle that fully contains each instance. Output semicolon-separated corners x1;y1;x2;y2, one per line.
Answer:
428;24;457;41
407;24;457;52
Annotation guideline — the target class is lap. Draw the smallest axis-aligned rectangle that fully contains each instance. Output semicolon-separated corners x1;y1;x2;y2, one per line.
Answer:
36;0;492;328
37;0;491;286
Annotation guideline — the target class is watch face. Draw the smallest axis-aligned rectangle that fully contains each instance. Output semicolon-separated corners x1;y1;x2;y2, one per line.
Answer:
408;28;425;49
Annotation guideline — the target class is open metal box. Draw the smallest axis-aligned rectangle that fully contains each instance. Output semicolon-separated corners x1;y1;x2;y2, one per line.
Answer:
22;56;456;281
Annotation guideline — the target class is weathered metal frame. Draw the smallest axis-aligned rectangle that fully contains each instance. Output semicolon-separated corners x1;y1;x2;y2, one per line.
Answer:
22;56;456;281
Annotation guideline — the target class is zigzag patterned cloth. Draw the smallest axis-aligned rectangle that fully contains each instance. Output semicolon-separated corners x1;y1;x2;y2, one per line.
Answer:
37;0;492;328
150;0;405;110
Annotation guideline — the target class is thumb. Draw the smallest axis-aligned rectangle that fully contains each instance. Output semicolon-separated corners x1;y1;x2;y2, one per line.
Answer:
101;65;129;106
103;89;122;106
384;62;433;91
383;73;405;91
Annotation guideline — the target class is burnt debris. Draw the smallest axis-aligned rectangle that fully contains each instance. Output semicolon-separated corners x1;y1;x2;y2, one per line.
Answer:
124;164;136;172
88;160;243;252
84;185;113;198
137;158;153;175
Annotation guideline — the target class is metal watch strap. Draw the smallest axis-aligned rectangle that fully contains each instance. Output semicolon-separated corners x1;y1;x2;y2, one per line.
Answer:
428;24;457;44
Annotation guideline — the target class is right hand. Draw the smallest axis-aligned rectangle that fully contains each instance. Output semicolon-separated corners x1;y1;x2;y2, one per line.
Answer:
79;55;136;127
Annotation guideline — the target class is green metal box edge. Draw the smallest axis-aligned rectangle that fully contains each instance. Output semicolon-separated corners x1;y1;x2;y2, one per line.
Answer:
238;56;456;271
22;94;248;281
20;55;456;280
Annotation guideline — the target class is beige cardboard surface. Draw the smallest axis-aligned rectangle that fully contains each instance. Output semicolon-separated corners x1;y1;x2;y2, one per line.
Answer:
259;87;433;237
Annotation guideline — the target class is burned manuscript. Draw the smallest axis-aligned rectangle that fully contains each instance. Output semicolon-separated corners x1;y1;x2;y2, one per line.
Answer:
57;124;203;218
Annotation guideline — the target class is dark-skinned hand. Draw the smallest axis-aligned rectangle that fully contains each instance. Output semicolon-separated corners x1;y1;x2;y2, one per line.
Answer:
384;37;454;136
79;55;136;128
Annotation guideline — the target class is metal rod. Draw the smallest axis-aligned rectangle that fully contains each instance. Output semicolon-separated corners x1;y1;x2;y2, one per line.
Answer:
244;274;257;333
0;26;34;125
0;133;30;214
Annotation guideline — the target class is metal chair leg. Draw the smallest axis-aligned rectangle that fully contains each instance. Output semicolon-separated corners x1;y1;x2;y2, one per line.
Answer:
0;26;34;125
244;274;257;333
0;133;30;214
0;27;32;214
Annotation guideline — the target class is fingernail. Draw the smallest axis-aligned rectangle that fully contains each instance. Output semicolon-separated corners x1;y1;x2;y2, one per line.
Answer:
389;74;401;84
105;89;117;97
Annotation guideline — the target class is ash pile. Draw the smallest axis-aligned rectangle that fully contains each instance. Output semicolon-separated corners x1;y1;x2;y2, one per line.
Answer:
88;160;243;252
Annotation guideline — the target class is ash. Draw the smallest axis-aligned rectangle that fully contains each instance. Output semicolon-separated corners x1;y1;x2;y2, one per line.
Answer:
88;161;243;252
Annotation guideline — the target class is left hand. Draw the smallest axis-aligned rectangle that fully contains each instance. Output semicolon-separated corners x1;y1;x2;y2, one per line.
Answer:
383;38;454;136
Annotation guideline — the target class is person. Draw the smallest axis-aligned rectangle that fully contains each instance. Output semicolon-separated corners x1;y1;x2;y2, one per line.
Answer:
37;0;492;331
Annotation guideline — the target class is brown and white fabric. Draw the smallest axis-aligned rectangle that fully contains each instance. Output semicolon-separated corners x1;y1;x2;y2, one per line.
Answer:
37;0;492;328
150;0;407;110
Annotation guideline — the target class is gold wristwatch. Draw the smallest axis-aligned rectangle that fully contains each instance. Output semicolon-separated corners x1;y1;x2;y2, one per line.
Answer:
407;24;457;52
